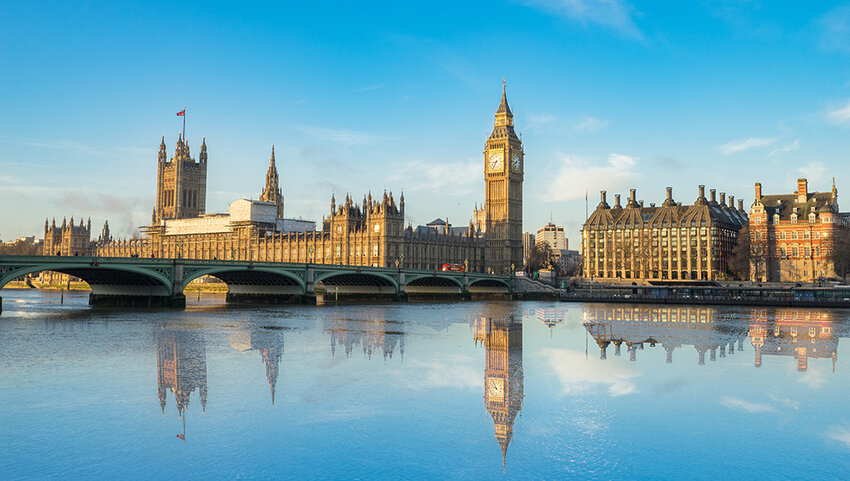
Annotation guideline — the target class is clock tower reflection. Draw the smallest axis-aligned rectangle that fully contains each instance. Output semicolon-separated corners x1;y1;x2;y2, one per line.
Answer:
476;315;524;468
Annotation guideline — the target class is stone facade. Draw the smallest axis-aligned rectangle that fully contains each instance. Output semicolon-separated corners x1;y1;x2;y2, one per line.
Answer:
483;83;524;274
154;134;207;222
581;186;748;281
89;87;521;273
749;178;842;282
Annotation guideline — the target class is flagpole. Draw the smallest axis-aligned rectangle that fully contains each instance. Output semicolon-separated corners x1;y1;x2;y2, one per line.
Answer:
182;106;186;141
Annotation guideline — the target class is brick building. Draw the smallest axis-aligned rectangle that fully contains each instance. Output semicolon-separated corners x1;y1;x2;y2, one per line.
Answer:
748;178;843;282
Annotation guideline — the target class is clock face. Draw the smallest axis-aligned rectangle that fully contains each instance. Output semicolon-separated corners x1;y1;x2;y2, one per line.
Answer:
512;153;521;171
488;152;504;171
487;377;505;399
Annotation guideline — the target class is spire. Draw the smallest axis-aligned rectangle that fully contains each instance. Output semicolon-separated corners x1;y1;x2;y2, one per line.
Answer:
159;136;167;162
270;144;275;165
497;77;512;117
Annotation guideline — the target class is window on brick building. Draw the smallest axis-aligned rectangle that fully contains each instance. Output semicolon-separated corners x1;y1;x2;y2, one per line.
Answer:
792;246;799;257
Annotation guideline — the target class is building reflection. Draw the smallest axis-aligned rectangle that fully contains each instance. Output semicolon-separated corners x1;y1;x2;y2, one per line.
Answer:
749;309;838;372
583;305;747;365
230;326;284;405
156;326;207;442
473;312;524;468
326;312;404;360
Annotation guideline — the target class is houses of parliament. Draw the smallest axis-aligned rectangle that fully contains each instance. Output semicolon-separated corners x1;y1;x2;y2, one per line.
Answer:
49;86;525;274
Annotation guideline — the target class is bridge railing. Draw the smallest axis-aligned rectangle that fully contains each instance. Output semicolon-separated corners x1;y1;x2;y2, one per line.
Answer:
0;255;511;279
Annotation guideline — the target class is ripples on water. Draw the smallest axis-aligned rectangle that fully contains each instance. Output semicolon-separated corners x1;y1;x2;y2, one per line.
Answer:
1;289;850;480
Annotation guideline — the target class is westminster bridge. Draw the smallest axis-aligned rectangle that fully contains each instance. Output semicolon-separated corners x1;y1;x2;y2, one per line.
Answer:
0;255;529;313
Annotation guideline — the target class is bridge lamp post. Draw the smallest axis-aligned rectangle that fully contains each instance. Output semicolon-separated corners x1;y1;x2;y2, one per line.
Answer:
464;259;468;272
231;248;236;261
395;259;399;268
511;263;515;276
177;239;184;259
400;254;405;269
309;247;314;264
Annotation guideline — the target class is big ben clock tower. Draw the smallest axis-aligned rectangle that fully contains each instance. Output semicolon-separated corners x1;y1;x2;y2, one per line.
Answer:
484;81;523;274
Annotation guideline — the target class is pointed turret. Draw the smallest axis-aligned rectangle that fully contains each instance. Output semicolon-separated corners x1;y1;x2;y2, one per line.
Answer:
199;136;207;163
159;136;167;163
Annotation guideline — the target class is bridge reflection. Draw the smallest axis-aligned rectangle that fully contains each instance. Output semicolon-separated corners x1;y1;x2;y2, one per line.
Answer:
583;305;842;371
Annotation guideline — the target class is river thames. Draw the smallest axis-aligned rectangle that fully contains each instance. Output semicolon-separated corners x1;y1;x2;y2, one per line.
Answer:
2;290;850;480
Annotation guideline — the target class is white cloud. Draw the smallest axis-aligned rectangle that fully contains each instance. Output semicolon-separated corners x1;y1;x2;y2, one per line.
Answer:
527;114;558;128
520;0;644;40
797;161;828;185
298;126;385;146
720;396;776;413
828;426;850;449
819;6;850;53
544;152;640;202
389;158;480;196
392;354;481;392
827;100;850;125
719;137;776;155
768;140;800;157
541;348;639;397
573;116;609;132
769;394;800;411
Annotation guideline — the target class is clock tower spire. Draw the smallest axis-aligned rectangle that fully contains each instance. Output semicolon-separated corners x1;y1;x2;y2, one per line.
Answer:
484;80;524;274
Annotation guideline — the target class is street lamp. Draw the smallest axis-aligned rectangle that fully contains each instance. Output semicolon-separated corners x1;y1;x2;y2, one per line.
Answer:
177;239;184;259
308;247;314;264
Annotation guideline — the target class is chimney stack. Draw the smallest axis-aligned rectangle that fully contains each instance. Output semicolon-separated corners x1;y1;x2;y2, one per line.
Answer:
729;195;734;208
615;194;621;207
754;182;762;200
698;185;705;199
720;192;726;205
666;187;673;200
710;189;717;203
797;178;808;203
738;199;744;211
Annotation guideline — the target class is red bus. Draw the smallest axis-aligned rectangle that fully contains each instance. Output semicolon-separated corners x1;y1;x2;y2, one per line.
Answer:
441;263;465;272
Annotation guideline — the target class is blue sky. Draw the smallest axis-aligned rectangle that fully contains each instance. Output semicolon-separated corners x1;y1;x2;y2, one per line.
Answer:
2;1;850;242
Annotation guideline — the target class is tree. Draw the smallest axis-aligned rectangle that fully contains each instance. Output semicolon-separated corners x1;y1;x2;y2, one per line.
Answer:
527;241;555;272
728;225;750;280
829;226;850;281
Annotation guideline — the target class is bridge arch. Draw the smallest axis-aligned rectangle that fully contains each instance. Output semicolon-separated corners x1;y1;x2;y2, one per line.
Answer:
404;274;465;291
182;266;306;294
468;277;512;293
314;271;399;295
0;263;173;295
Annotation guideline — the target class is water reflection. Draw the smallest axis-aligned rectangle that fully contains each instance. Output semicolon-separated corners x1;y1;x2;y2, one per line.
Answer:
749;309;838;372
230;325;284;404
326;313;405;360
156;327;208;441
583;305;841;372
473;311;524;468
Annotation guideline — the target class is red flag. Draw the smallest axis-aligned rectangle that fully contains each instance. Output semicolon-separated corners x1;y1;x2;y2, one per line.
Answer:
176;434;185;440
176;109;185;116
